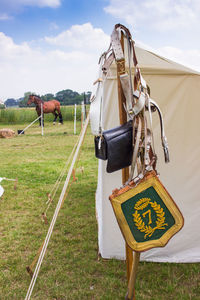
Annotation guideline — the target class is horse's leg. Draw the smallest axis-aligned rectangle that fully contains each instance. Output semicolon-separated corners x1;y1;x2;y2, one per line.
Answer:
36;108;41;126
57;107;63;124
58;112;63;124
42;113;44;127
52;112;58;125
38;112;41;126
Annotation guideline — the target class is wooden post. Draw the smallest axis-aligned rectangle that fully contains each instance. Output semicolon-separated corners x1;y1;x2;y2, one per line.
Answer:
116;30;140;299
126;252;140;300
116;32;134;280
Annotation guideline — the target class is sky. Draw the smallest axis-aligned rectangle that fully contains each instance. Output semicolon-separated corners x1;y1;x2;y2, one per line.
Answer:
1;0;200;101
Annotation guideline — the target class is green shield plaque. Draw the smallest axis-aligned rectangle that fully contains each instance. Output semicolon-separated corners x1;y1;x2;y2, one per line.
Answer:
109;171;184;252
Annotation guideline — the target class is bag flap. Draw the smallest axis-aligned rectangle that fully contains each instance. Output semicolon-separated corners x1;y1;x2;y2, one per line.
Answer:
103;120;132;142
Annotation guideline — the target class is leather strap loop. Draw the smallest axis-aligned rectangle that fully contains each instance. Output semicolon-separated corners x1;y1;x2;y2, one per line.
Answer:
128;116;142;182
111;26;124;61
102;52;114;73
148;98;170;163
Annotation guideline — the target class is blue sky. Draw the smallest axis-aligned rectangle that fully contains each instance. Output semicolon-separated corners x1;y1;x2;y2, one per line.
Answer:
1;0;200;101
0;0;113;42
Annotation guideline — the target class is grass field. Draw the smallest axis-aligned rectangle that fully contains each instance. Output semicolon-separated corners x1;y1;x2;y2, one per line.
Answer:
0;106;82;124
0;110;200;299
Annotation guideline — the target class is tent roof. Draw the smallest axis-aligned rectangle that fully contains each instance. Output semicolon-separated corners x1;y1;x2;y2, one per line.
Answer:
135;45;200;76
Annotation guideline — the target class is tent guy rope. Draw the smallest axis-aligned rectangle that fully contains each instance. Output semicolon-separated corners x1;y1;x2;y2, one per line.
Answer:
27;127;86;276
19;103;43;136
44;134;80;216
24;114;89;300
18;115;41;135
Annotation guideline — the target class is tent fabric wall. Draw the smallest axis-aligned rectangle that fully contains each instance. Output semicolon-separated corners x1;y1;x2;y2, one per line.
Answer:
95;46;200;263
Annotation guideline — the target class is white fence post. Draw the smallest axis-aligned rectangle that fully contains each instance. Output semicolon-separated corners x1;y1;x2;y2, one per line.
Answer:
81;101;85;129
74;104;77;135
41;103;44;136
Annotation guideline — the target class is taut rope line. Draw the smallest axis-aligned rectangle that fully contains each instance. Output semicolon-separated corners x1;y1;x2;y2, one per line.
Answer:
24;115;89;300
28;130;84;276
18;115;41;135
44;135;80;214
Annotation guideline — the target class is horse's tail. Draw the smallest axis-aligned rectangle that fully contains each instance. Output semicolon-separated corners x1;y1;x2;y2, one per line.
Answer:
54;100;61;112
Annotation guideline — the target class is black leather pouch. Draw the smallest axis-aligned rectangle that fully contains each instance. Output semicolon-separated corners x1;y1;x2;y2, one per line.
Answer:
103;120;133;173
94;136;107;160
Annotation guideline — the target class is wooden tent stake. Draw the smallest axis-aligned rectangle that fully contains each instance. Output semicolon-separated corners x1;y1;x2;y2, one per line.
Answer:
14;178;18;190
72;168;78;182
26;242;45;278
41;212;48;224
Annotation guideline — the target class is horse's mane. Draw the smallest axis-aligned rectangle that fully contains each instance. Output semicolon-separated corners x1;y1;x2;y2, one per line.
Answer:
30;94;44;103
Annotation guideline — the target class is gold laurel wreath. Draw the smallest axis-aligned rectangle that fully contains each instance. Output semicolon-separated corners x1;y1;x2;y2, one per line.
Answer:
133;198;168;239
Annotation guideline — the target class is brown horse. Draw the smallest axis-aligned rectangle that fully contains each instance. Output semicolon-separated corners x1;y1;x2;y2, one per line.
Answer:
27;95;63;126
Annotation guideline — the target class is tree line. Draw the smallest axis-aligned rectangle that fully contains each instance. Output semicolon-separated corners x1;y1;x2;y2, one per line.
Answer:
4;89;91;107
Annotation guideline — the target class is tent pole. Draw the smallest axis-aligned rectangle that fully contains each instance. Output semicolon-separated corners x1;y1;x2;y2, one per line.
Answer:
125;252;140;300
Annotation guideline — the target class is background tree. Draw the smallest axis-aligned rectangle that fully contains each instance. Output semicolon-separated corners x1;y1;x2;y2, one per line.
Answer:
55;89;83;105
41;93;54;101
82;91;91;104
0;103;5;109
4;98;18;107
4;89;91;107
18;92;34;107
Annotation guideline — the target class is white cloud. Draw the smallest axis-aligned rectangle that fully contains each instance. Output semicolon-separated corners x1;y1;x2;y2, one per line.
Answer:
0;0;61;12
104;0;200;31
0;32;31;58
0;13;12;20
49;22;59;30
0;24;110;101
45;23;110;52
155;46;200;72
1;21;200;102
104;0;200;72
17;0;61;8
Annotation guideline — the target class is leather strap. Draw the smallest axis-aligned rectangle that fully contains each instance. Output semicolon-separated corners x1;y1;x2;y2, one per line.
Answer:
128;116;142;182
102;52;114;73
111;26;124;61
120;73;133;113
103;23;146;93
131;40;138;67
149;99;170;163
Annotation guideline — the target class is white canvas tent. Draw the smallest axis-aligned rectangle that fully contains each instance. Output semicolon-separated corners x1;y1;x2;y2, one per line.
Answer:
95;45;200;263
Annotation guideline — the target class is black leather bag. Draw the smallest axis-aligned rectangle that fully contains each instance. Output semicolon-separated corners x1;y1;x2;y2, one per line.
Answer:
94;135;107;160
95;120;133;173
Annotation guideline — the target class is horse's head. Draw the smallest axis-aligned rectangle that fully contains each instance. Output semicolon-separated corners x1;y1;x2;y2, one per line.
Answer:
27;95;35;105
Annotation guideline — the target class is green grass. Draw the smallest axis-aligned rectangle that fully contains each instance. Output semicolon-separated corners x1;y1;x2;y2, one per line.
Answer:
0;106;82;124
0;118;199;300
